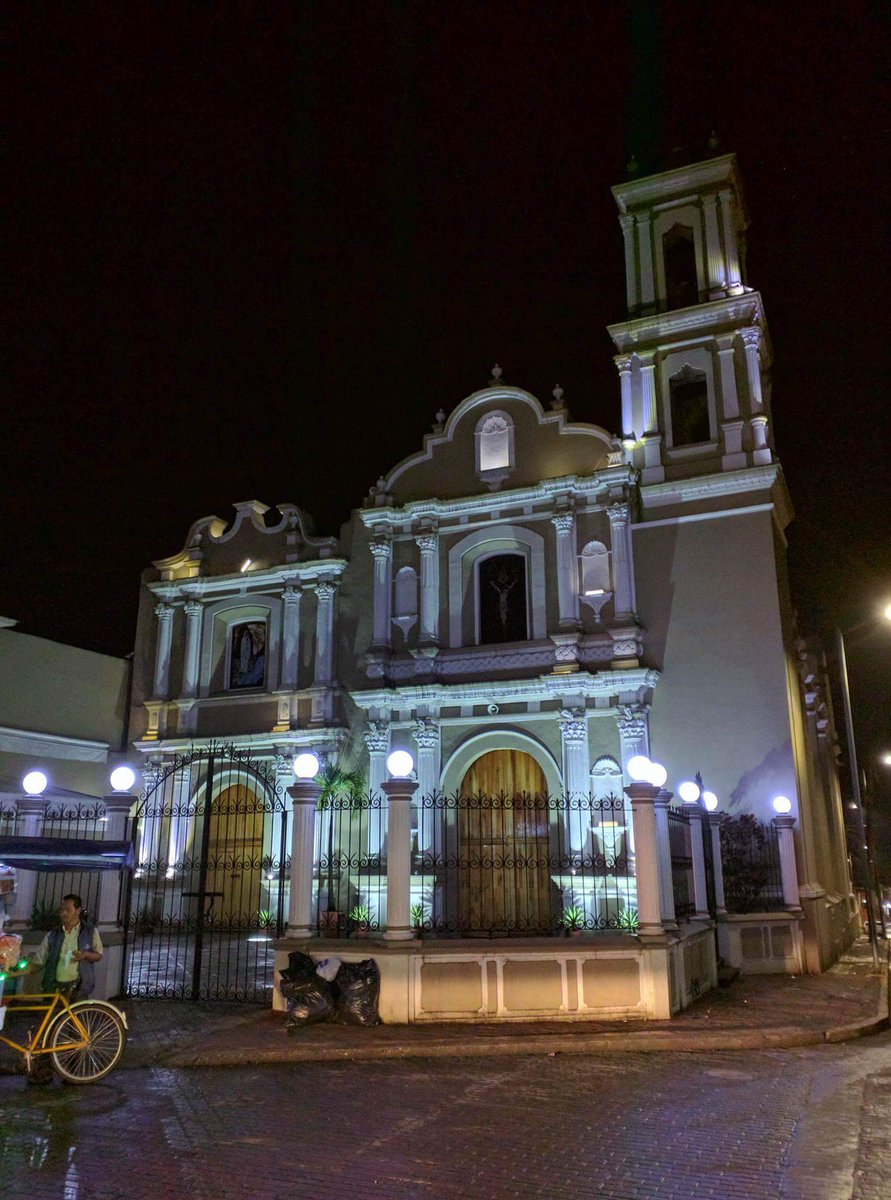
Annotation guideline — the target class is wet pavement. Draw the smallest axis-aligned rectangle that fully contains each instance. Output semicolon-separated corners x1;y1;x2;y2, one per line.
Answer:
2;1033;889;1199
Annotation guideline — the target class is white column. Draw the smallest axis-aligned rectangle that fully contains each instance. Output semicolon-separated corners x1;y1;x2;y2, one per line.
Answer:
607;502;636;621
312;581;336;687
552;512;580;630
619;214;638;312
416;533;440;645
287;779;322;938
615;356;634;438
166;766;193;876
559;708;589;854
152;603;174;700
414;719;440;853
637;213;656;309
708;812;726;914
364;721;390;857
716;336;740;419
639;354;657;433
625;782;667;939
280;586;302;690
370;539;393;650
383;778;418;940
97;793;135;929
687;808;711;920
702;193;724;295
8;795;48;929
718;189;743;292
772;815;802;909
653;791;677;927
137;762;163;876
180;600;203;699
750;414;771;465
740;327;764;412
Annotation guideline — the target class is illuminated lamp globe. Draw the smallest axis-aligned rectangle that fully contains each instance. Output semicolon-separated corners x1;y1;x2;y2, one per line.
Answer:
773;795;792;814
678;780;701;804
22;770;48;796
702;791;719;812
293;753;320;780
626;755;653;783
647;762;668;789
110;766;136;793
387;750;415;779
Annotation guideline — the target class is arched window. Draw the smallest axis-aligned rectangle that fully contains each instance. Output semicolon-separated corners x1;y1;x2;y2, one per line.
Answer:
477;553;528;644
475;410;515;488
669;365;710;446
663;223;698;311
392;565;418;637
228;620;267;690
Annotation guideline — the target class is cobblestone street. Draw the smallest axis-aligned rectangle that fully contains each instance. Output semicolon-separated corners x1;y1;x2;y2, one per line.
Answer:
2;1032;889;1200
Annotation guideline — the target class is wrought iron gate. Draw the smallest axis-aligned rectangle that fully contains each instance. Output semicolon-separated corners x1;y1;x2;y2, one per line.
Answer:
123;745;289;1002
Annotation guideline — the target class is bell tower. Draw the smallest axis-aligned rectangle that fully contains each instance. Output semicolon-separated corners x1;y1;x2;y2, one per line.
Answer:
608;154;774;484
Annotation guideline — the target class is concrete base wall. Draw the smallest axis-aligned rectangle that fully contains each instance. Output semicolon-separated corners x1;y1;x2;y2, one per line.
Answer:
718;912;805;974
274;926;717;1023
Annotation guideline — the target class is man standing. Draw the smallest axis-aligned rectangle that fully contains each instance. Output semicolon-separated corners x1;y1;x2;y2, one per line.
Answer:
23;894;103;1083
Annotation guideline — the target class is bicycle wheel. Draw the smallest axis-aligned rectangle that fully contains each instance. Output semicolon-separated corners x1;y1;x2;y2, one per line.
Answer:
46;1001;126;1084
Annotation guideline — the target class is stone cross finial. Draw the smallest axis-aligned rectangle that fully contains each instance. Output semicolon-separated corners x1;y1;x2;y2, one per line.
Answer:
489;363;503;386
551;384;564;410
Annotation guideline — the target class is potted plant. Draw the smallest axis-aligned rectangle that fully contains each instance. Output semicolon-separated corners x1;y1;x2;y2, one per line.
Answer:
410;902;428;936
562;904;586;936
616;906;639;933
348;904;372;937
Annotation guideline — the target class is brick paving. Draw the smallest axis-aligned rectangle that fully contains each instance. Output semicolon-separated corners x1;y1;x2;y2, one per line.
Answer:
2;1034;889;1199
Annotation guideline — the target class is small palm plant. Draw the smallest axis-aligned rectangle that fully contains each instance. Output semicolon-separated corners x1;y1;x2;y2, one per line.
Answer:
410;902;429;932
616;907;639;932
562;904;586;932
317;762;366;916
349;904;372;932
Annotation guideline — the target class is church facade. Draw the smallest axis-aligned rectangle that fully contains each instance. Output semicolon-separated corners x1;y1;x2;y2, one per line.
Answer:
128;153;856;1015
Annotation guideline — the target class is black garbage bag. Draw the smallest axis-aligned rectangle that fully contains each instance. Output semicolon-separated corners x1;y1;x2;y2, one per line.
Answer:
335;958;382;1026
281;951;337;1029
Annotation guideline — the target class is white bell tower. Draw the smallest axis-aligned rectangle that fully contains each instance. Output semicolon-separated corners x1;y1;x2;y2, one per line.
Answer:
607;154;775;484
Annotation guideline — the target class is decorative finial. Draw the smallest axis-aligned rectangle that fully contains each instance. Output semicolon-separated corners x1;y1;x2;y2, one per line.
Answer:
489;363;503;386
551;384;564;410
432;408;445;434
607;433;625;467
626;153;639;177
707;129;720;152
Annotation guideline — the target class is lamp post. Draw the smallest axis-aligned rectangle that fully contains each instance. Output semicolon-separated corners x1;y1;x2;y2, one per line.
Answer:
834;613;889;967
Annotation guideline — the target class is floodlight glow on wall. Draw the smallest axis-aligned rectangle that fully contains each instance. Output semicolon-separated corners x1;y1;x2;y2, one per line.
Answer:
678;780;701;804
240;559;252;573
772;795;792;814
109;766;136;792
648;762;668;788
626;755;653;782
387;750;414;778
293;753;320;780
702;791;718;811
22;771;48;796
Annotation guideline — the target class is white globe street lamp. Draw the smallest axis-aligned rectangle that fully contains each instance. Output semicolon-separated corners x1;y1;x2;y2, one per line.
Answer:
626;755;653;783
772;795;792;814
647;762;668;789
109;766;136;793
22;770;48;796
293;753;320;780
677;780;701;804
702;790;719;812
387;750;414;779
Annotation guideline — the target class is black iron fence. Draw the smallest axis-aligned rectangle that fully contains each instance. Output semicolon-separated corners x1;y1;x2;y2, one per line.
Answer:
719;814;784;913
668;806;695;920
313;793;384;936
412;792;638;936
33;801;107;926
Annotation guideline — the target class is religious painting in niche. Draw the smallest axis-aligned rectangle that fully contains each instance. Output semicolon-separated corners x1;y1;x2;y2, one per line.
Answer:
229;621;266;689
669;367;710;446
478;553;528;644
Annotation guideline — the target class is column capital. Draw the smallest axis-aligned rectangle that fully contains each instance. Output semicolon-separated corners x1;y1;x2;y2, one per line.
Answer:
154;602;174;622
413;718;440;750
282;585;302;605
739;326;761;350
616;703;648;742
558;707;587;743
551;511;575;533
183;599;203;618
618;212;636;232
363;720;390;754
607;501;631;528
370;538;393;561
314;580;336;603
415;533;438;553
614;354;633;376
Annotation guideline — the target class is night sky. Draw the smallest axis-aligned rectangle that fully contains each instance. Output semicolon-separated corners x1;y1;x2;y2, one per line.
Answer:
5;5;889;804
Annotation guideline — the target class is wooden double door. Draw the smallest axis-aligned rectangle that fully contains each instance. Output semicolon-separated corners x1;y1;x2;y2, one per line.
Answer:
458;749;553;933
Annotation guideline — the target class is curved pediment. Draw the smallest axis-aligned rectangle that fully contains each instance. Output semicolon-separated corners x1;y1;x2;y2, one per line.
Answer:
372;387;615;506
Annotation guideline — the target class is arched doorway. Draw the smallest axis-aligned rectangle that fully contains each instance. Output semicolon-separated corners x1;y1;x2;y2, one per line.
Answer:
204;783;265;922
458;749;554;933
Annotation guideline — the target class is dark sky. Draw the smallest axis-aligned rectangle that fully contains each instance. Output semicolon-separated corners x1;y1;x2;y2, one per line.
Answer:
5;4;889;779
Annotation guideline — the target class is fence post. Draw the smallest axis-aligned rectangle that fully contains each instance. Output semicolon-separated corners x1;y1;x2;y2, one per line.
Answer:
96;793;135;929
287;779;322;938
383;777;418;940
625;782;668;939
707;813;727;915
772;814;801;909
654;790;678;927
687;807;711;920
8;794;48;930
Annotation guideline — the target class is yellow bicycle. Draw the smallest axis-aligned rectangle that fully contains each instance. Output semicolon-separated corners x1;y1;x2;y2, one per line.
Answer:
0;970;127;1084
